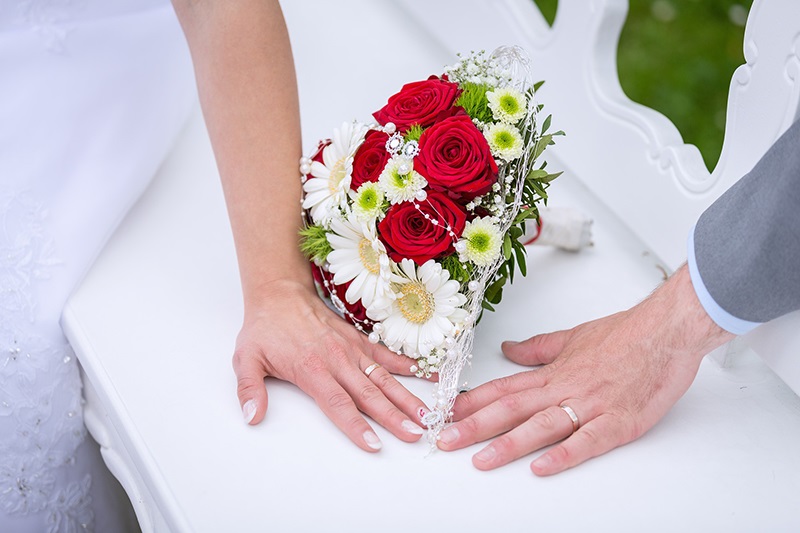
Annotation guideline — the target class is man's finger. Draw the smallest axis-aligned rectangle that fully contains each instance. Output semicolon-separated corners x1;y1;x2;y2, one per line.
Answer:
530;415;623;476
501;329;571;366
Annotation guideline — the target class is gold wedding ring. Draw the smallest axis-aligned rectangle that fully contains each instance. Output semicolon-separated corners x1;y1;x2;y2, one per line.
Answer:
559;404;580;434
364;363;381;377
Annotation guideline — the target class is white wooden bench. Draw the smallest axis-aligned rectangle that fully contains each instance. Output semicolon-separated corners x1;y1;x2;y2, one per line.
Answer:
62;1;800;531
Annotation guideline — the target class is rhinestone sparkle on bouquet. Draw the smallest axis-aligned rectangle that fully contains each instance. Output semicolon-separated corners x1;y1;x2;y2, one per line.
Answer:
299;47;563;443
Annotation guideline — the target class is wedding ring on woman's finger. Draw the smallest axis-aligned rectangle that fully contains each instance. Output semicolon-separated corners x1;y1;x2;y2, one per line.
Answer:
364;363;381;377
559;404;580;434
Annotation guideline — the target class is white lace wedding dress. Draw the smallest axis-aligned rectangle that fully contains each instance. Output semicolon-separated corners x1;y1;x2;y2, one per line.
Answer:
0;1;195;530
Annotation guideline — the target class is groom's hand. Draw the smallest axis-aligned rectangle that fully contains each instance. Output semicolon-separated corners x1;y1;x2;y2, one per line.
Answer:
232;279;427;452
436;265;733;474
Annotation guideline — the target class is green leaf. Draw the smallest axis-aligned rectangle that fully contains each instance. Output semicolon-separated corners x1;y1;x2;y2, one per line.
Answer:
502;234;512;260
514;242;528;276
485;274;507;303
514;206;539;225
539;171;563;184
533;80;545;92
529;180;549;200
526;168;549;181
541;114;552;134
533;134;553;161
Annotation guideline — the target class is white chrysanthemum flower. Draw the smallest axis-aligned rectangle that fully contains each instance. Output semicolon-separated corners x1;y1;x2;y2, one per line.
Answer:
484;123;524;162
303;122;369;225
326;215;391;310
378;156;427;204
370;259;467;358
350;182;385;223
486;87;527;124
459;217;503;266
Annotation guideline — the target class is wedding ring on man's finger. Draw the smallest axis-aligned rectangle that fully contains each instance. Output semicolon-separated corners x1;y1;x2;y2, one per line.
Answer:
559;404;580;434
364;363;381;377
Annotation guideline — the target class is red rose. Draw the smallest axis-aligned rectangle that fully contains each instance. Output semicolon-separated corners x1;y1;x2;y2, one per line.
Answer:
378;191;467;265
415;114;498;202
373;76;461;133
351;130;390;191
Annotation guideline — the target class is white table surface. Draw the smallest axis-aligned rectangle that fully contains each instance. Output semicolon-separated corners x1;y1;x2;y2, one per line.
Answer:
62;2;800;531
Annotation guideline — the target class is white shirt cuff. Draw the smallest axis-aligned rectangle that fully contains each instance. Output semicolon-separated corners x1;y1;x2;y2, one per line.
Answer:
687;227;761;335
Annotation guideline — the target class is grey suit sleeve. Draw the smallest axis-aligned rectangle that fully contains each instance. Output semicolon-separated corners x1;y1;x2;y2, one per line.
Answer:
693;119;800;323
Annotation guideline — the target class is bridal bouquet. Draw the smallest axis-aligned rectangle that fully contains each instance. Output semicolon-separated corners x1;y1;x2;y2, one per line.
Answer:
299;47;562;439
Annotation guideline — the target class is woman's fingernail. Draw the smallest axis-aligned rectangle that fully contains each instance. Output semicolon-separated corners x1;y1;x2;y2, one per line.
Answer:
363;430;382;450
417;407;429;420
402;420;424;435
532;453;552;470
438;426;460;445
242;399;257;424
474;444;496;463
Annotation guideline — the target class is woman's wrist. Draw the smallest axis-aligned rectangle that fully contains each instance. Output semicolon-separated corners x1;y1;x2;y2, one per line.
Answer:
241;275;316;314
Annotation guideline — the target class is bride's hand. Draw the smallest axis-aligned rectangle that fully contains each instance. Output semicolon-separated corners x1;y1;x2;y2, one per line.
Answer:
232;279;427;452
436;265;733;474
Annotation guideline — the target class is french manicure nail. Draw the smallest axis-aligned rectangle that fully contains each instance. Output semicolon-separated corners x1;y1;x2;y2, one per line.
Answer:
242;399;257;424
417;407;429;420
474;444;496;462
533;453;552;469
363;430;382;450
402;420;424;435
438;426;460;445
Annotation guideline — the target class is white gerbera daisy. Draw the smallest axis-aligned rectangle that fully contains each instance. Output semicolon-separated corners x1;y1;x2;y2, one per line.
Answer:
486;87;527;124
326;215;391;310
303;122;369;225
459;217;503;266
378;156;427;204
350;182;385;223
370;259;467;358
484;123;524;162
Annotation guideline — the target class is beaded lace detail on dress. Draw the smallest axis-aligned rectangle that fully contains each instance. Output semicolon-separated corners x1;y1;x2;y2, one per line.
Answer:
0;192;94;531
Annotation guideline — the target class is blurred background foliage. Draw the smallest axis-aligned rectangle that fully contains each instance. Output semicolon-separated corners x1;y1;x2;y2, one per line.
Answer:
533;0;753;170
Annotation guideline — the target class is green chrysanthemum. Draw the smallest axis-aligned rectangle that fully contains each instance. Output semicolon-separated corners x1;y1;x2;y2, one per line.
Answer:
460;217;502;266
351;182;385;222
484;123;524;162
378;157;427;204
486;87;527;124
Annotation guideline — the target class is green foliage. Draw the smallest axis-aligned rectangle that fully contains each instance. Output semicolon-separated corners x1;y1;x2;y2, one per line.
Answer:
442;254;472;286
298;225;332;264
404;124;424;142
533;0;751;168
479;109;564;315
456;82;494;123
617;0;751;169
532;0;557;25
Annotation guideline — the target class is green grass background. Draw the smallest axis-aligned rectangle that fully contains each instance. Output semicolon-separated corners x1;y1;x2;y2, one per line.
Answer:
533;0;752;170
